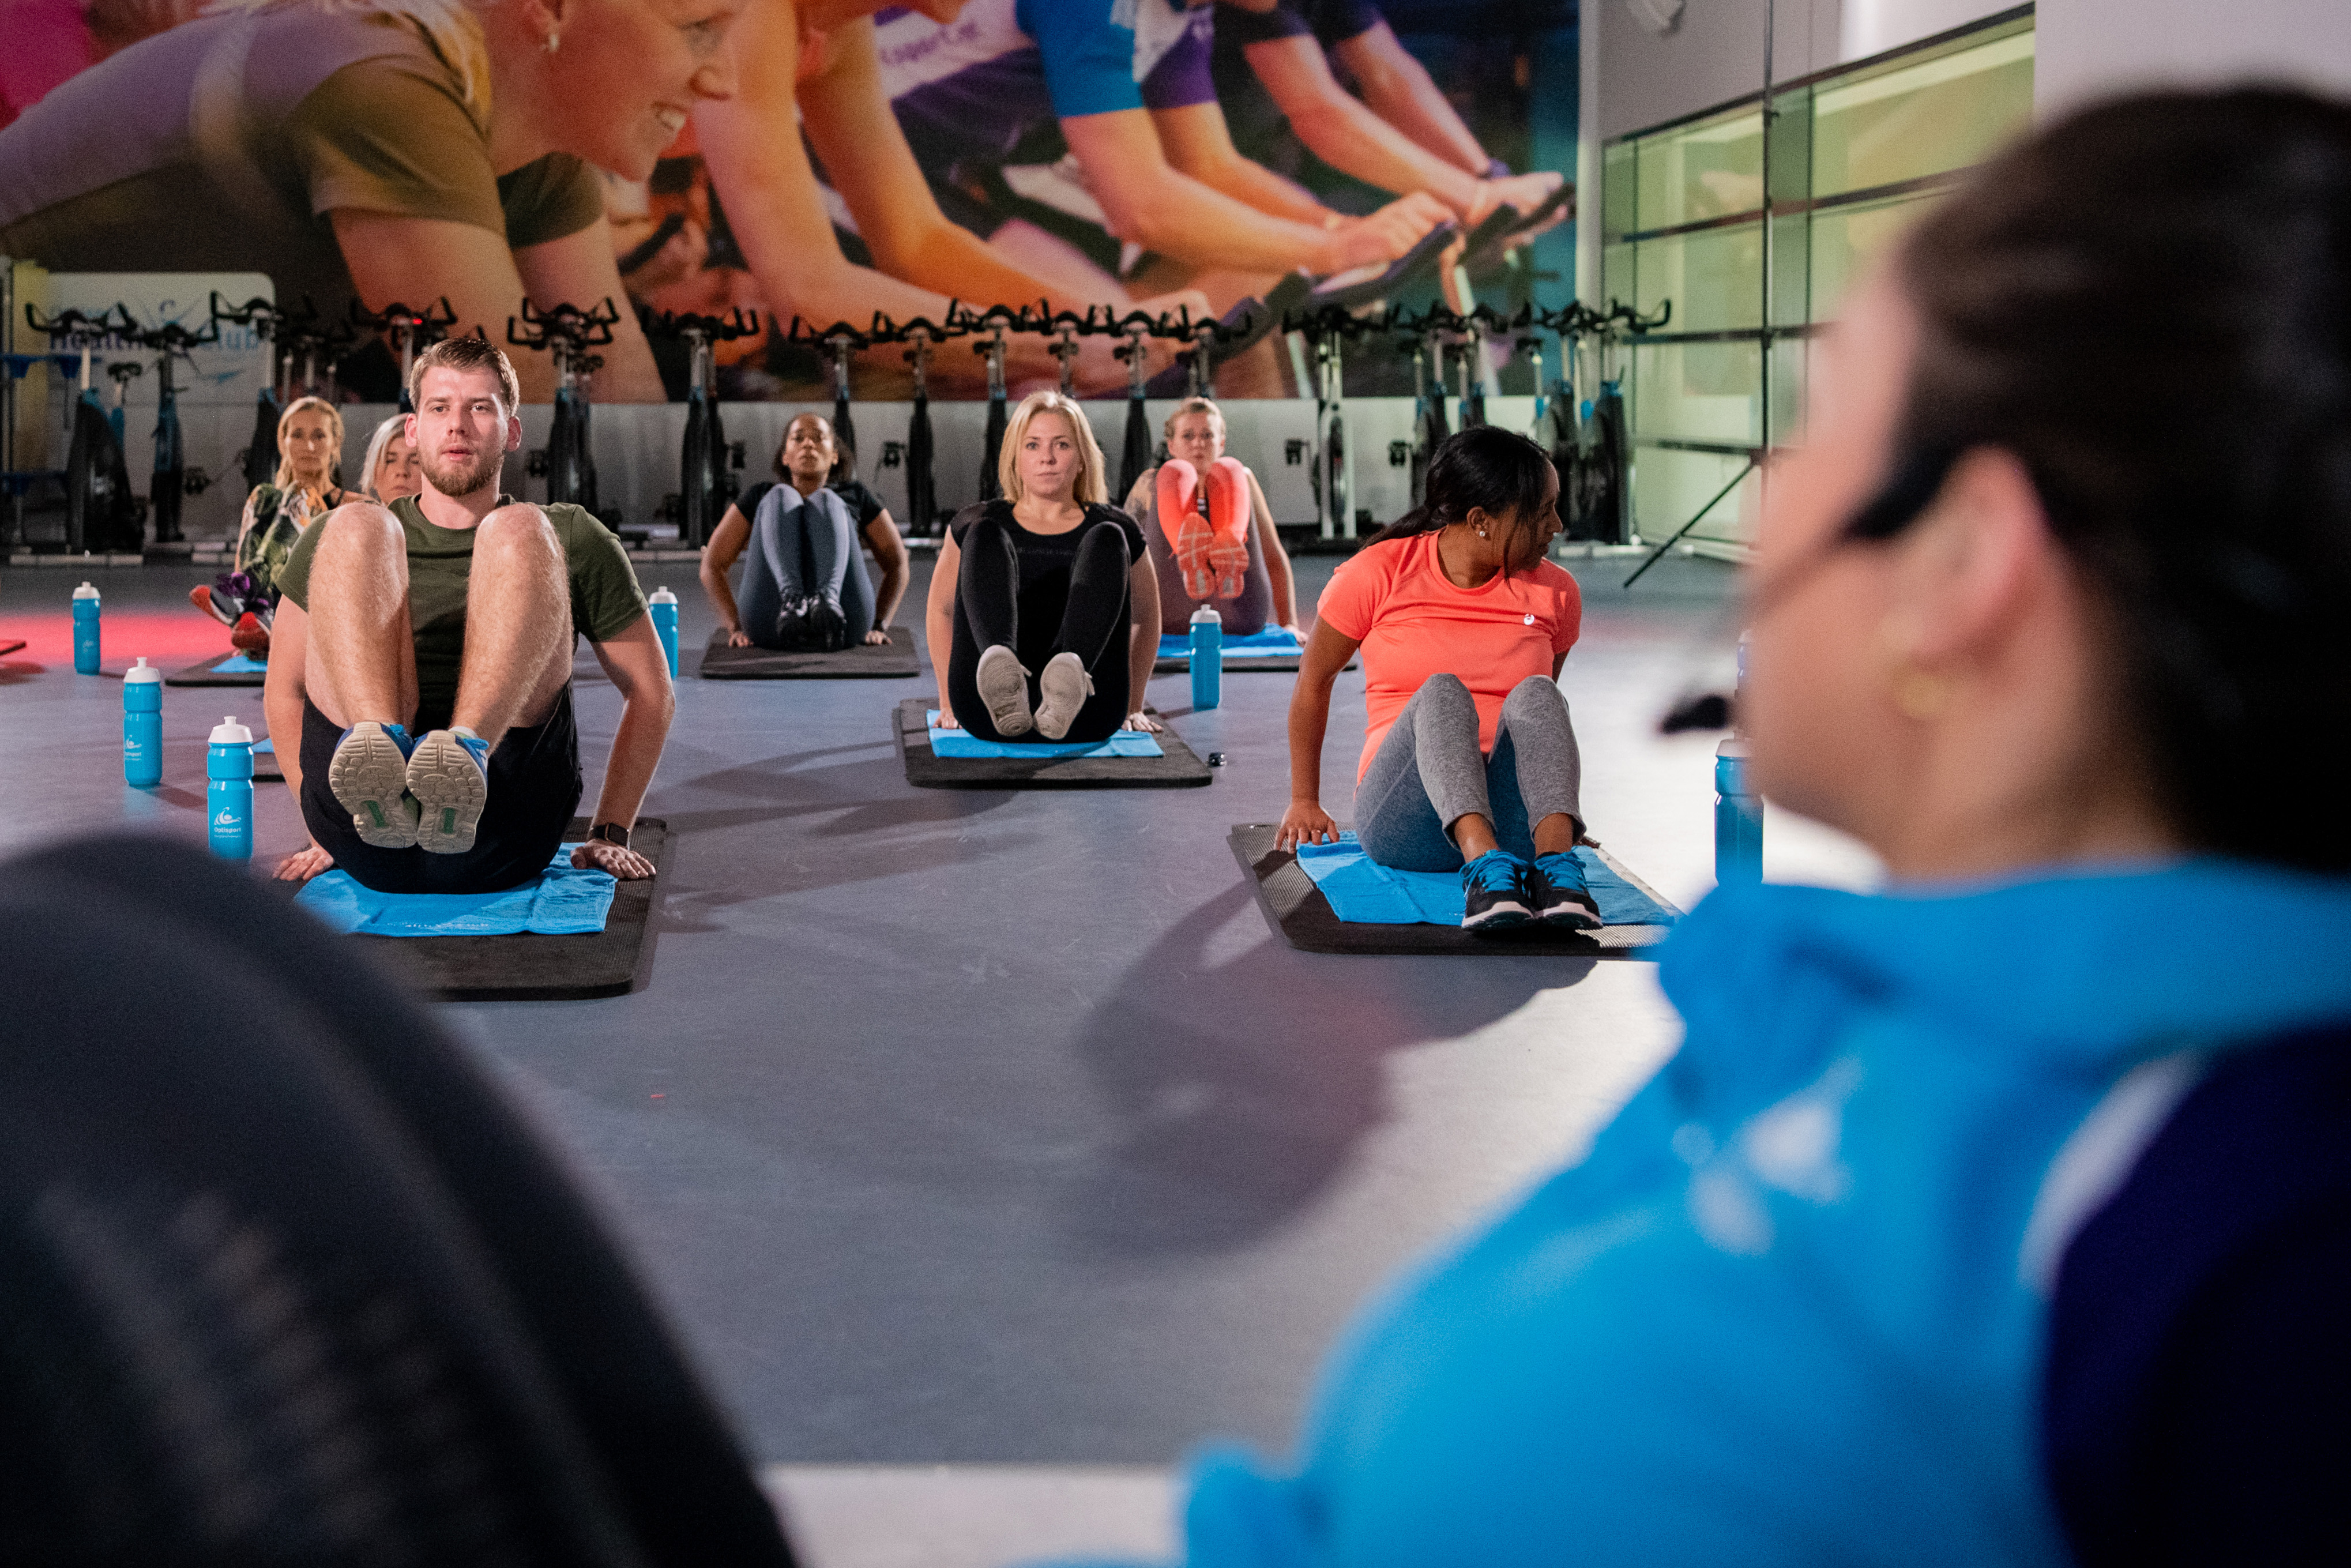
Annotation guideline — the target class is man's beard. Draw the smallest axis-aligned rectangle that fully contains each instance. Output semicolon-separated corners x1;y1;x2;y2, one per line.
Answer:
421;443;504;498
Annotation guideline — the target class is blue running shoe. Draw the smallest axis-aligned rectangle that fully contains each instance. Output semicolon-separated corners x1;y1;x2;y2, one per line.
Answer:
1528;850;1603;930
1459;849;1534;932
408;727;491;855
328;721;419;848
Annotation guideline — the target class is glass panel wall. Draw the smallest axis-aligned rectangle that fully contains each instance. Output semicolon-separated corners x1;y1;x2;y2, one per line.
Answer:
1600;10;2035;550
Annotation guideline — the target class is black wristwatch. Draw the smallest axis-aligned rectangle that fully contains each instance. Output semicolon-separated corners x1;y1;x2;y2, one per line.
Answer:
586;821;631;849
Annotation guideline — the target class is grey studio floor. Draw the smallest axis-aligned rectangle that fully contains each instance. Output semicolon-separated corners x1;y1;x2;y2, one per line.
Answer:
0;544;1873;1566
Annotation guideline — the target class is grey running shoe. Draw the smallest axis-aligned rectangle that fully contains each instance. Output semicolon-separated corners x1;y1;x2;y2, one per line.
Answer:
328;721;420;849
408;728;491;855
974;644;1033;736
1033;650;1094;740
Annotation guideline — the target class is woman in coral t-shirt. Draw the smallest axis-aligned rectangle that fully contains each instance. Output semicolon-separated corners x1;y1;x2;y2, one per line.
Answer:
1280;427;1595;932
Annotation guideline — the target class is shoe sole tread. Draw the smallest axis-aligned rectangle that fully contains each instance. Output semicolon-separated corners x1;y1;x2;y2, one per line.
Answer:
329;727;419;849
408;733;488;855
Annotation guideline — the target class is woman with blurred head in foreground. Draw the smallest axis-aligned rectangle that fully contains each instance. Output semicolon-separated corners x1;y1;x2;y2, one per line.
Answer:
1101;89;2351;1567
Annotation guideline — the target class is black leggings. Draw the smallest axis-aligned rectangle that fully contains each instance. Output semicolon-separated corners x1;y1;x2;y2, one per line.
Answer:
949;510;1133;744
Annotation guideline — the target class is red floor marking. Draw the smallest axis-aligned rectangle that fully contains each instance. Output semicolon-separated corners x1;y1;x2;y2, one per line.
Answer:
0;608;237;671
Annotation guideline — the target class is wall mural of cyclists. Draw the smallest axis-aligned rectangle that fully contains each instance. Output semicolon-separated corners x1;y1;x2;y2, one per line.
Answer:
0;0;1578;406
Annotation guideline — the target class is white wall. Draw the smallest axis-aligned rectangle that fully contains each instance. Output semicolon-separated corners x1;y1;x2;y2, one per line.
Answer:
1593;0;1845;141
1838;0;2010;62
2036;0;2351;114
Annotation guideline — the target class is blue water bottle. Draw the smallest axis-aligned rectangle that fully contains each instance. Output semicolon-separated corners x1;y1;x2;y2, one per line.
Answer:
1189;603;1222;711
206;715;255;860
648;585;680;678
1714;736;1763;883
72;581;101;674
123;656;163;787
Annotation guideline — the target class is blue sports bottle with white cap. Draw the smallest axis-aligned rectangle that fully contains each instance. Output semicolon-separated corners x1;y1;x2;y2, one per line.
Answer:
122;656;162;787
72;581;100;674
649;586;680;677
206;715;255;860
1189;603;1221;711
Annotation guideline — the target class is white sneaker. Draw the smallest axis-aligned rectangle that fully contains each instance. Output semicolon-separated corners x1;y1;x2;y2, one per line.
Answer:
974;644;1033;736
328;721;420;849
1033;651;1095;740
407;727;491;855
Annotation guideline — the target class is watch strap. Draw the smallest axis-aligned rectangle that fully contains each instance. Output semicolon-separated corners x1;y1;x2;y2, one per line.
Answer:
586;821;631;848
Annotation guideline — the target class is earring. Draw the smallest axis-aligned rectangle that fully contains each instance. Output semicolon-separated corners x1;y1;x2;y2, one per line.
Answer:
1892;665;1950;720
543;28;560;52
1475;526;1489;539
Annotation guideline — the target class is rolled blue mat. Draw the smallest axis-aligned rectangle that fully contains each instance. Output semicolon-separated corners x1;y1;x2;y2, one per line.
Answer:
1295;834;1677;927
925;710;1163;759
295;847;617;936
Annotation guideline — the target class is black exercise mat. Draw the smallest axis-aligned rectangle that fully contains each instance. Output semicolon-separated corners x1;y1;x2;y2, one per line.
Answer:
255;741;283;784
699;626;919;679
333;818;671;1001
894;697;1212;789
1229;822;1678;958
166;650;267;686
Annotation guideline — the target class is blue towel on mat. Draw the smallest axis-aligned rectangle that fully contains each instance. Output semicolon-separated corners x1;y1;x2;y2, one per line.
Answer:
295;848;617;936
1295;834;1677;927
925;710;1163;759
216;653;269;673
1157;627;1302;660
254;736;273;755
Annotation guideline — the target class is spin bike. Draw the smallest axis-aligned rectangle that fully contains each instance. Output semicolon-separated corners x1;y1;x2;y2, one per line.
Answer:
351;297;454;412
123;314;221;544
27;304;142;554
210;294;289;491
511;298;619;518
640;306;758;547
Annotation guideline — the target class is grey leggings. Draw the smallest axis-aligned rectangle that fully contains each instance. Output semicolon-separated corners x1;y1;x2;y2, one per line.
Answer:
1355;674;1584;871
739;485;875;647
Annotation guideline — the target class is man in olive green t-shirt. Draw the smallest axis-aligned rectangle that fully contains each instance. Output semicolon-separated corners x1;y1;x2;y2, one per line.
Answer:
263;338;674;895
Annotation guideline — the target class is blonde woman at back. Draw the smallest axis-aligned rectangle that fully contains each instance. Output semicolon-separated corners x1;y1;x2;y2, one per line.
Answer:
926;392;1164;744
190;396;351;655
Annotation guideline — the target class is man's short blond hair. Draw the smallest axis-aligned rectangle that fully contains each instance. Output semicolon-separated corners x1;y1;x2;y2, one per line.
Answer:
409;333;522;415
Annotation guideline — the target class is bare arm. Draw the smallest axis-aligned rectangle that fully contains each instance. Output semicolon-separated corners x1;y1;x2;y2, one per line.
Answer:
699;10;1120;389
333;212;663;403
1150;101;1327;225
1277;619;1362;849
575;614;675;879
1335;24;1489;175
700;504;753;645
1244;37;1479;211
265;597;336;882
926;528;962;726
1244;468;1297;629
512;223;664;401
1126;551;1162;727
863;510;911;639
1060;108;1438;276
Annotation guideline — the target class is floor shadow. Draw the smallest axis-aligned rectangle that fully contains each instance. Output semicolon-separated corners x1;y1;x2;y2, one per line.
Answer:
1063;878;1593;1259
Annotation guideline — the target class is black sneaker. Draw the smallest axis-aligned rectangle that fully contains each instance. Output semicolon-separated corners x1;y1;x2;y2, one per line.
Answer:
1459;849;1534;932
773;596;816;648
806;593;847;651
1527;851;1603;930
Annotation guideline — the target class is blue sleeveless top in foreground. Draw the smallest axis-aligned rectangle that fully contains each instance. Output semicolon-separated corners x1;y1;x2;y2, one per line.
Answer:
1078;859;2351;1566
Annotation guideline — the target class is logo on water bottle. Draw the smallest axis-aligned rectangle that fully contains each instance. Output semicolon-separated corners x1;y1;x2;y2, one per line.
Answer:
213;808;239;827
